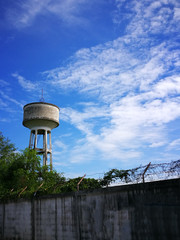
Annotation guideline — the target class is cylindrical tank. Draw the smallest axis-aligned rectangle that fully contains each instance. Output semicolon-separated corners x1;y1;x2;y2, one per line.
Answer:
23;102;59;130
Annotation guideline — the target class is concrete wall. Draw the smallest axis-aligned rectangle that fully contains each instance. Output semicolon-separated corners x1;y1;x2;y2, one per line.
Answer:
0;178;180;240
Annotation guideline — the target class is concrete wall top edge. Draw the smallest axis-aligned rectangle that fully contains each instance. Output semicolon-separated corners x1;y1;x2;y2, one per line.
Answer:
34;178;180;199
1;178;179;204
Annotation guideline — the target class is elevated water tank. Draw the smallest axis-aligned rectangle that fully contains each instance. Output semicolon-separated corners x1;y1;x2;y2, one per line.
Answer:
23;102;60;168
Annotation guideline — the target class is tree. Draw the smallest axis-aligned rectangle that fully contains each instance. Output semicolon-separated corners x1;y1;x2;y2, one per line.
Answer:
0;132;16;162
0;132;65;199
100;168;131;186
58;177;101;193
0;132;102;200
0;132;18;197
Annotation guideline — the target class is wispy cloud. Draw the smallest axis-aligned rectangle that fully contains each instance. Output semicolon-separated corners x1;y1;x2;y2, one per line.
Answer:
58;93;178;163
0;79;22;115
46;0;180;166
168;139;180;150
114;0;180;36
60;105;109;135
5;0;49;29
4;0;97;29
12;73;38;92
44;38;179;102
0;98;8;108
0;79;10;87
2;0;179;168
0;90;23;108
54;139;67;151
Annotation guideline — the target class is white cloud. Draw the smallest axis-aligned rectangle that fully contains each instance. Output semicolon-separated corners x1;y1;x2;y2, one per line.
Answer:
54;140;67;151
57;90;180;164
153;76;180;97
174;8;180;21
12;73;38;92
0;98;8;107
53;160;69;167
4;0;178;167
0;79;9;87
5;0;97;29
113;0;180;36
46;0;91;25
60;105;109;135
5;0;50;29
0;118;10;122
169;139;180;149
45;38;179;103
43;0;180;166
149;141;166;148
0;90;23;108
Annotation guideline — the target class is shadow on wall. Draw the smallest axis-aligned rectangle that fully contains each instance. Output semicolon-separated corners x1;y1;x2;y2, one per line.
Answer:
0;178;180;240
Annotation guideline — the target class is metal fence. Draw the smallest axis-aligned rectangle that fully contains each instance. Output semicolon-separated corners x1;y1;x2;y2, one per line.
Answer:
111;159;180;186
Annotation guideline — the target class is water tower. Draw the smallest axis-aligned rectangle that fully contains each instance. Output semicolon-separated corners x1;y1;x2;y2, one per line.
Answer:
23;102;59;169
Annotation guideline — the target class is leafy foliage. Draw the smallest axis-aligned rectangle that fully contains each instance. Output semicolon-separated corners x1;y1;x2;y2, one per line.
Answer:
0;132;101;200
100;168;131;186
2;132;177;200
57;177;101;193
0;132;16;162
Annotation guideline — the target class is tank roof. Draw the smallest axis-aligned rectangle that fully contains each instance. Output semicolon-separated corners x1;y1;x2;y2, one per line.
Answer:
23;102;60;110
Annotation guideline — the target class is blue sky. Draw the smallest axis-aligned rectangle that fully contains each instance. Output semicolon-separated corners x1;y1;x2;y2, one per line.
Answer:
0;0;180;178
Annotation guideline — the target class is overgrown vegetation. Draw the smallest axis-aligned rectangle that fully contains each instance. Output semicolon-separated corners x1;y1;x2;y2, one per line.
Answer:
99;168;133;186
1;132;179;200
0;132;102;200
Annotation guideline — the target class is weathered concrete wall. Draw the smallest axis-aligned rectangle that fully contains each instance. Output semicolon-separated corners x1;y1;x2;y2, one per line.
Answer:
0;178;180;240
